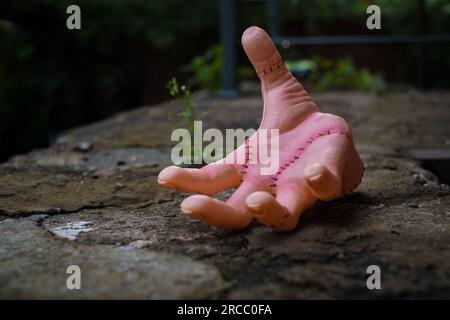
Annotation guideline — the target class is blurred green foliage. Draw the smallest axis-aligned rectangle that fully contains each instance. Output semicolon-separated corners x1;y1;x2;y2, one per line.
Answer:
0;0;217;160
279;0;450;88
167;77;195;135
287;57;385;92
280;0;450;34
1;0;449;161
183;44;256;93
167;77;206;166
184;45;223;93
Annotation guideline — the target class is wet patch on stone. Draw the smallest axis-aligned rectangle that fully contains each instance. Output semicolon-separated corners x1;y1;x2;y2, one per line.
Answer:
50;220;95;240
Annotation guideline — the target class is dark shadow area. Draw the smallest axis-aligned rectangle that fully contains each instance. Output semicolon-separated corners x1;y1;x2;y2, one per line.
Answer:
408;149;450;185
1;0;450;161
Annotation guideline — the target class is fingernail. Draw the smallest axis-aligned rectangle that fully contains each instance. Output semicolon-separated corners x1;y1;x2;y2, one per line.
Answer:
181;206;203;219
157;179;176;189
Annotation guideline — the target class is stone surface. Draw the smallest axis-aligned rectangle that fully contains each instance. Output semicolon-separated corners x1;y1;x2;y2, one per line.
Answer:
0;90;449;299
0;165;175;216
0;218;225;299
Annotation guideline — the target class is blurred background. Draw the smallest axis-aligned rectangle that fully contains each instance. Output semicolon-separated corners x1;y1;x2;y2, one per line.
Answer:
1;0;449;161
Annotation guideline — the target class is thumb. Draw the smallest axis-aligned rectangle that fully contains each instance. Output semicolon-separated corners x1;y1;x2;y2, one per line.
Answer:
241;26;288;83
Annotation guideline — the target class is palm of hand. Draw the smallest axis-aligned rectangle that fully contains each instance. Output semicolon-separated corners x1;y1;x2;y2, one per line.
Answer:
158;27;364;231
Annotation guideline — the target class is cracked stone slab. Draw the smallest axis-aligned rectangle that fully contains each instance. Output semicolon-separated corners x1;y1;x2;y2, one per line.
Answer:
1;91;450;299
242;154;450;260
8;148;171;172
242;154;450;298
39;155;450;298
0;165;178;216
42;189;248;257
0;218;225;299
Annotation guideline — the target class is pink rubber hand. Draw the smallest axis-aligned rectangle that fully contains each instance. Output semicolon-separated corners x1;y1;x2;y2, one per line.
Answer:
158;26;364;231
